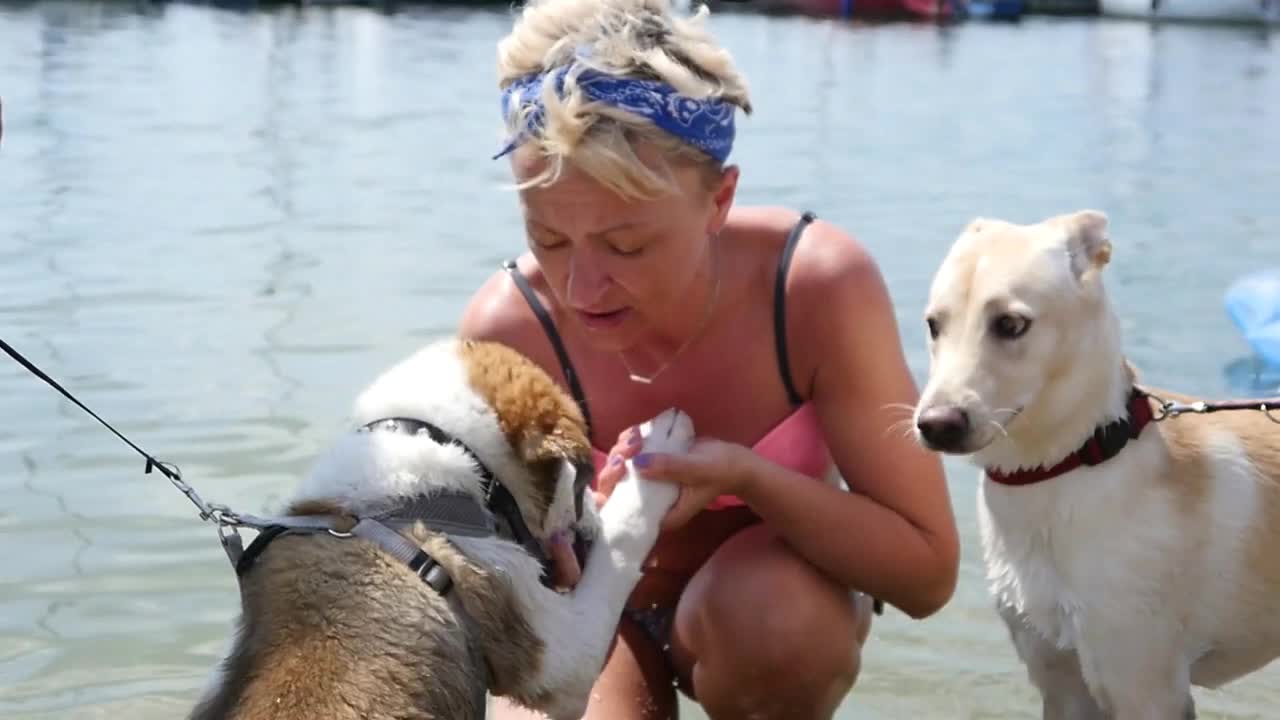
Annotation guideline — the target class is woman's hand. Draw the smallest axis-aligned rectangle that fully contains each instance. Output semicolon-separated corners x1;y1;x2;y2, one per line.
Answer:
593;426;644;506
595;426;758;530
635;438;756;530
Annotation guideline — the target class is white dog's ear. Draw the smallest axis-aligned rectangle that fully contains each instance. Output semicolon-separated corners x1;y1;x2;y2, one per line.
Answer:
456;339;595;515
518;432;594;517
1051;209;1111;279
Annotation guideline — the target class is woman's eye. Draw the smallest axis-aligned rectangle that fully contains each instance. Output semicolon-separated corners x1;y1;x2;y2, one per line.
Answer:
529;233;566;250
609;244;644;257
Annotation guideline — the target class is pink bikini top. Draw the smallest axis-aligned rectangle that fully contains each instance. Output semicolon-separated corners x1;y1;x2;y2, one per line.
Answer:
503;211;833;511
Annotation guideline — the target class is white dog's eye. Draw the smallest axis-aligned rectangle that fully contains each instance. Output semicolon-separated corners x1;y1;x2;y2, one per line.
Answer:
926;317;940;340
991;313;1031;340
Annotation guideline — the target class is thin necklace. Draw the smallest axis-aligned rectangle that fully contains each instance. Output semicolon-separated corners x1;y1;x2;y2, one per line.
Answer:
619;239;722;385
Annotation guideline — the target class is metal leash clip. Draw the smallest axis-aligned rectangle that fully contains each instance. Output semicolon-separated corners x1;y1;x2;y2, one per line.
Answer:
1153;399;1208;420
145;457;249;564
1144;388;1280;424
215;510;247;567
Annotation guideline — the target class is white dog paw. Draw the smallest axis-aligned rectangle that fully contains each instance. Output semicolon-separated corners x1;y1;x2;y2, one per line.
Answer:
637;408;694;456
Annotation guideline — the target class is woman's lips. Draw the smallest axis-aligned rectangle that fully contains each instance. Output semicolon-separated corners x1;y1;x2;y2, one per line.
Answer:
575;307;631;330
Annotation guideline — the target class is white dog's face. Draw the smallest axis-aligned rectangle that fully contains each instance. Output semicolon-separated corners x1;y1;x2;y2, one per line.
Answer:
914;210;1113;456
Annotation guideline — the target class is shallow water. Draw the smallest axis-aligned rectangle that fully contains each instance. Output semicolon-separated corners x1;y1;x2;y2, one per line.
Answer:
0;2;1277;717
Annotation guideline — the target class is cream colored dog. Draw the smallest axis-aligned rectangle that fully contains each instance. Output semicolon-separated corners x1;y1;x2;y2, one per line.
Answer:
912;210;1280;719
189;338;690;720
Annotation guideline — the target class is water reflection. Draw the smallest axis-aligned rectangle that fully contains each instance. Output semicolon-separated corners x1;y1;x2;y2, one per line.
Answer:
1;2;1279;718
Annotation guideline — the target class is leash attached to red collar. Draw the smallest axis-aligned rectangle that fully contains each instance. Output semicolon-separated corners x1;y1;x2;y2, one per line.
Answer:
985;388;1155;486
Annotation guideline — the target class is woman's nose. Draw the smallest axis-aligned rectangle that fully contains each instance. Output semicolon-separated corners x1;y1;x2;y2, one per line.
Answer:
566;254;612;307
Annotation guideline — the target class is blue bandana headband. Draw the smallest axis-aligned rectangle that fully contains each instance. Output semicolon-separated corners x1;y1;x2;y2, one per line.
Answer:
493;65;737;164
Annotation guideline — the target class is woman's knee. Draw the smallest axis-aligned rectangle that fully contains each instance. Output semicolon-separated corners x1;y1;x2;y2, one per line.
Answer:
674;526;869;715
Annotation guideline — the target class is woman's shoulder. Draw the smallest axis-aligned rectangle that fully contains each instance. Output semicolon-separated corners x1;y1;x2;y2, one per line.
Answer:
727;205;878;296
728;205;896;399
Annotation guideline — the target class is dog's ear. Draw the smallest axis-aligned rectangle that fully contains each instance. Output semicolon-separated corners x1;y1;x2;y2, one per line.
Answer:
456;337;594;495
517;430;594;515
1051;209;1111;279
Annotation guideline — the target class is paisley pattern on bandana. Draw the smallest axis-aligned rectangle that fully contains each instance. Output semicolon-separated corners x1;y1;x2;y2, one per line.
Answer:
494;65;738;163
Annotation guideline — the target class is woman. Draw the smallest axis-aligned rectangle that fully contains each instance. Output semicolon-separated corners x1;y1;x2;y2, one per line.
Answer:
458;0;960;717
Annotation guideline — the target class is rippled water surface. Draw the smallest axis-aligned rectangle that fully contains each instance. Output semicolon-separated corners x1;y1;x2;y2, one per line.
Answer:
1;2;1278;717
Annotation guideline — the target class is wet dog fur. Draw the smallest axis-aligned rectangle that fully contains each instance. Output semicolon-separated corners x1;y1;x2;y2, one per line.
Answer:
188;338;691;720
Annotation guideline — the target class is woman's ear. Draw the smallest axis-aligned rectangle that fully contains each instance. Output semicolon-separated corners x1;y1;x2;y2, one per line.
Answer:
706;164;739;236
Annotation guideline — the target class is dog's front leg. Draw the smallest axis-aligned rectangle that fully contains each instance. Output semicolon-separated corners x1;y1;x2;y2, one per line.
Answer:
1073;617;1194;720
527;408;691;720
997;603;1106;720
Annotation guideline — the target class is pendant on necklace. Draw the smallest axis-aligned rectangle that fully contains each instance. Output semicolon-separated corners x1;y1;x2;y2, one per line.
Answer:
619;350;670;385
621;356;670;385
619;244;720;387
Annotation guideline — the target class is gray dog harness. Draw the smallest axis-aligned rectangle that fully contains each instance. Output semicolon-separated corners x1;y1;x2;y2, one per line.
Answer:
227;490;497;593
223;416;559;718
223;416;561;591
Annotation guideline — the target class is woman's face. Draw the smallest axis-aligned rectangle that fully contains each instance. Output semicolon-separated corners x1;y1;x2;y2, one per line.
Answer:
511;143;737;351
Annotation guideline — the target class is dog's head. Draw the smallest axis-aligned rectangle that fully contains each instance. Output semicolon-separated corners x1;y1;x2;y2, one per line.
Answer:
913;210;1117;460
298;338;597;590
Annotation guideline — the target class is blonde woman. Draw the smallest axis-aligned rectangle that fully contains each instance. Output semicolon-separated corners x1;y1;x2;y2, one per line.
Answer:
459;1;960;717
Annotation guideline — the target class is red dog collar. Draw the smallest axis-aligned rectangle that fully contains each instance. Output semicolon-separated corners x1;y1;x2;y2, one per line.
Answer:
985;388;1155;486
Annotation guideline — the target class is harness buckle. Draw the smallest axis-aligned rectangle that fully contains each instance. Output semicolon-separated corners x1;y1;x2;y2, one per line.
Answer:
218;521;245;567
419;560;453;593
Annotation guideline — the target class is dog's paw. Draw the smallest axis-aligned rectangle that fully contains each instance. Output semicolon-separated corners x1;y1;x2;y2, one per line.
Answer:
595;409;692;543
637;408;694;456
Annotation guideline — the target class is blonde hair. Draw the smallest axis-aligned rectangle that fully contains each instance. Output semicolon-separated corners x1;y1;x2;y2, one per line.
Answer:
496;0;752;200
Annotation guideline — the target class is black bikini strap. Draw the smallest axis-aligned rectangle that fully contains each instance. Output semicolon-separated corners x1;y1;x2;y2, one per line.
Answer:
502;260;593;434
773;211;816;407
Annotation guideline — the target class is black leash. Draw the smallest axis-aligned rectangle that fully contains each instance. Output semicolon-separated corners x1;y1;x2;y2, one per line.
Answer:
0;335;565;587
0;336;230;523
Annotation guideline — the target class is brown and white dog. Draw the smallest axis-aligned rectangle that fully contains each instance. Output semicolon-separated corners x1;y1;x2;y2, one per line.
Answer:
912;210;1280;719
188;338;691;720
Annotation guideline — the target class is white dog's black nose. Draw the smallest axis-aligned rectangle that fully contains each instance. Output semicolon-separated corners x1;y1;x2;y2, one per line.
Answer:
916;406;970;451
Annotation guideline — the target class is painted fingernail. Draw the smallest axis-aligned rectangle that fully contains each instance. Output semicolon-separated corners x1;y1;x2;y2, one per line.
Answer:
634;453;652;468
628;430;641;445
609;453;622;466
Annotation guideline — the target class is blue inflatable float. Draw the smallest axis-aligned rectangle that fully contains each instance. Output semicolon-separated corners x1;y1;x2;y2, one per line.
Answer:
1225;269;1280;370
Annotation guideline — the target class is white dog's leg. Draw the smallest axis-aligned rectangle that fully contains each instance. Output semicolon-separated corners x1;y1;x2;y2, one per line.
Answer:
1073;617;1195;720
528;408;692;720
998;603;1106;720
